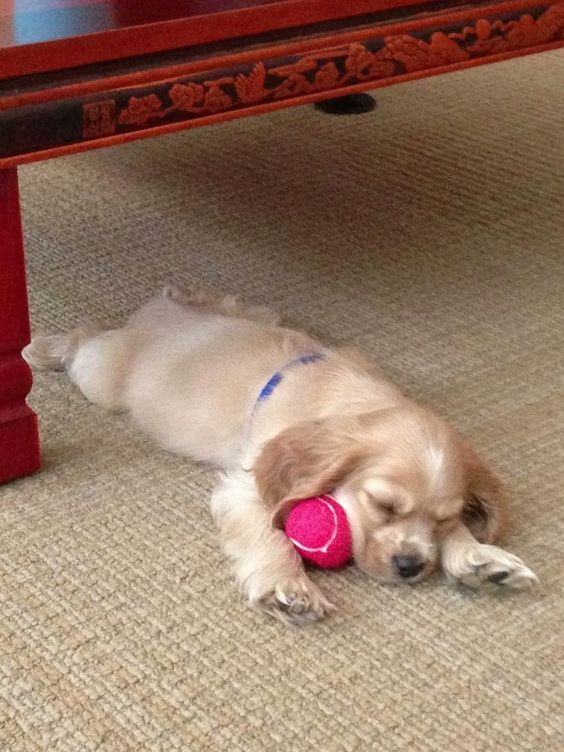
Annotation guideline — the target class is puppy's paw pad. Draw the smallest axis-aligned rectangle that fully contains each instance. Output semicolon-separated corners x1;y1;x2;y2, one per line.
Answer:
474;546;538;590
487;571;510;584
450;545;538;592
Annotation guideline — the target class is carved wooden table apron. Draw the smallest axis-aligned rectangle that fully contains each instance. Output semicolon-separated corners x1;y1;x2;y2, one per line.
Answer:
0;0;563;483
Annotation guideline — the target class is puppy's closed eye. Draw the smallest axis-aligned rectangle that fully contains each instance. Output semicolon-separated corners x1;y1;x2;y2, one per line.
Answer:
434;514;460;534
368;497;398;523
378;501;400;524
378;501;396;516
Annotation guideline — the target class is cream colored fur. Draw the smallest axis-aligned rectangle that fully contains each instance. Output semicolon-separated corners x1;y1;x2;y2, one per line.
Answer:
23;287;537;625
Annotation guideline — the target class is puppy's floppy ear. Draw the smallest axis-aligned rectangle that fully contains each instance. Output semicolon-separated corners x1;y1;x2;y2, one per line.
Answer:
254;415;368;527
461;441;509;543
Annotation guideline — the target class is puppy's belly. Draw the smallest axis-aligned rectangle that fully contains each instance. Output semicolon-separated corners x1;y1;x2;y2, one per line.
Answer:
122;343;250;466
118;316;321;466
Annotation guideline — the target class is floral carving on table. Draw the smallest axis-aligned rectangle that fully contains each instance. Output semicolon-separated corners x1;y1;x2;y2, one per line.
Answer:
114;3;564;129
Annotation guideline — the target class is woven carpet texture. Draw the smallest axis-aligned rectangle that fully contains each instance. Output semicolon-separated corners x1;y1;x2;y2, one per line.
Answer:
1;50;563;751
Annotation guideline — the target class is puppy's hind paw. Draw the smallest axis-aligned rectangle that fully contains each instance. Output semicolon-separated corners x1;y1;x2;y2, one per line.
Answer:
22;333;69;371
162;283;190;305
22;323;103;372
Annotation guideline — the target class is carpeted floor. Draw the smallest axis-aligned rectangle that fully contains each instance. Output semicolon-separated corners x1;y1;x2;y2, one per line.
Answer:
1;50;563;751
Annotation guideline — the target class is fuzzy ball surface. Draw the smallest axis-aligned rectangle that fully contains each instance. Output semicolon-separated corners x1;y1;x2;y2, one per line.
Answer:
284;495;352;568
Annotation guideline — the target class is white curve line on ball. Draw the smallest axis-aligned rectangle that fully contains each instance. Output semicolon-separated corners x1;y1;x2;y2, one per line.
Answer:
289;496;338;554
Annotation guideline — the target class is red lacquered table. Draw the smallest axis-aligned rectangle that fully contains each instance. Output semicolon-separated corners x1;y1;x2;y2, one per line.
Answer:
1;0;563;483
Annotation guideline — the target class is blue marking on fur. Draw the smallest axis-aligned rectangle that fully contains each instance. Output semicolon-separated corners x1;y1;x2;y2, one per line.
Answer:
255;353;325;406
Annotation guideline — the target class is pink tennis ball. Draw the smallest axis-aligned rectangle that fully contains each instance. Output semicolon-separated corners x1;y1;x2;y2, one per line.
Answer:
284;495;352;569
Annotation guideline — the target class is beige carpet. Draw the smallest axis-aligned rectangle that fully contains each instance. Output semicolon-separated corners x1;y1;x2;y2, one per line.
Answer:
2;49;564;751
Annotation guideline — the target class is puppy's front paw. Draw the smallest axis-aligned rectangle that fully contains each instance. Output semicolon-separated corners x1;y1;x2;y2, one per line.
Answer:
445;543;538;591
257;577;335;626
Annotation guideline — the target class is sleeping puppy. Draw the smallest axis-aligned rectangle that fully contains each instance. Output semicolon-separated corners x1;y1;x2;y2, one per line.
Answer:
23;286;538;624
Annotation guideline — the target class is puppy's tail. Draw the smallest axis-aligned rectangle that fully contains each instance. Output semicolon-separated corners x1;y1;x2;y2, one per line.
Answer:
22;323;102;371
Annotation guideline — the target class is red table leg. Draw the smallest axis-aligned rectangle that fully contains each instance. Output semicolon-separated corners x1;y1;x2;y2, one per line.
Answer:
0;168;40;483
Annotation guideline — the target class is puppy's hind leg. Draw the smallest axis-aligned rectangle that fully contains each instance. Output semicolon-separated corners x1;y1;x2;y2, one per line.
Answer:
162;284;280;326
24;324;135;411
22;323;102;372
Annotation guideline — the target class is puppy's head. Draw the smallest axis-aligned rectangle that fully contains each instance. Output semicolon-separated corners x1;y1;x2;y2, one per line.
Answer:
254;406;507;583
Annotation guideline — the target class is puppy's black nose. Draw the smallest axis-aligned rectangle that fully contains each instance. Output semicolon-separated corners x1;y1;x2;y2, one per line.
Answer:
393;555;424;579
